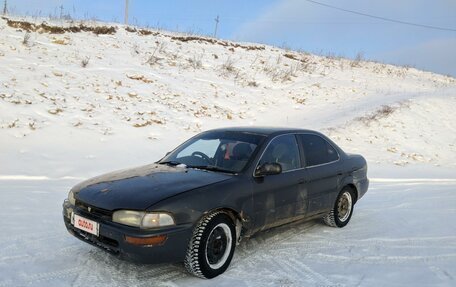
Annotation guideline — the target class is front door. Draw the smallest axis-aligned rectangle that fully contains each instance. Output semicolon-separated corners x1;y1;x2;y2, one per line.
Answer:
251;134;304;230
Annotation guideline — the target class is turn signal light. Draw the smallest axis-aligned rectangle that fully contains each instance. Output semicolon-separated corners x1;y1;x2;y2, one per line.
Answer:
124;234;167;246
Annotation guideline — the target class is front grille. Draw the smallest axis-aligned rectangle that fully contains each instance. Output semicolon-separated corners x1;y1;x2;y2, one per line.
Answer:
75;200;112;221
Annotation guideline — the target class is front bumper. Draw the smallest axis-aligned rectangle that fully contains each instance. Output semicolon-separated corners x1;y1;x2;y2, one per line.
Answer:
62;200;193;264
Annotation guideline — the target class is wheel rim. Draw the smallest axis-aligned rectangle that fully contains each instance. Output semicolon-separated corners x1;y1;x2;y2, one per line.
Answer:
205;223;232;269
337;191;353;222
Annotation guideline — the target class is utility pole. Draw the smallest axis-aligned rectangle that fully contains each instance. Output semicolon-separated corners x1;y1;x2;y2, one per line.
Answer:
3;0;7;15
213;15;219;38
124;0;129;25
59;5;64;19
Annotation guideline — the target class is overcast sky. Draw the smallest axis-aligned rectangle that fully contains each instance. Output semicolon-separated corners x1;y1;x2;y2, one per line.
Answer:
6;0;456;76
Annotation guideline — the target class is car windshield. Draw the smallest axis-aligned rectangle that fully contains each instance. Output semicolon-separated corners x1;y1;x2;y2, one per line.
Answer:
159;131;266;173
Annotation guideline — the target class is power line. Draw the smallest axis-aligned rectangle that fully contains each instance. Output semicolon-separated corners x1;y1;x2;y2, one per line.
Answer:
303;0;456;32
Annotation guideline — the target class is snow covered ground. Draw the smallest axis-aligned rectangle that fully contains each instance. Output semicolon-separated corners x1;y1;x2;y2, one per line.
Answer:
0;17;455;286
0;178;455;287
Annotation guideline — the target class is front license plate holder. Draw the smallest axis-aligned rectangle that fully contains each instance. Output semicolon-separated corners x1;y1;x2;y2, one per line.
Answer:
72;213;99;236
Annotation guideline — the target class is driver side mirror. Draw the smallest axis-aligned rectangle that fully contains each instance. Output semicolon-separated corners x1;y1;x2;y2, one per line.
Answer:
255;163;282;177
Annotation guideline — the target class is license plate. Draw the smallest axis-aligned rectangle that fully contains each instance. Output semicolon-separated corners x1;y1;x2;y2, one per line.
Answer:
72;213;99;236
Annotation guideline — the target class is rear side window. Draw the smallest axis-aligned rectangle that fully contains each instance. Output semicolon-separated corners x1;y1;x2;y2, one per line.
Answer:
299;134;339;166
258;134;301;171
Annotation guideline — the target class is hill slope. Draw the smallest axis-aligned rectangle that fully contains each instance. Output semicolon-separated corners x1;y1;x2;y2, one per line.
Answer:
0;17;455;178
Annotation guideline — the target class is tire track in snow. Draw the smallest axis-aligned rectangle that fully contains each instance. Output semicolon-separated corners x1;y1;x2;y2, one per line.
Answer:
228;221;332;286
429;266;454;281
304;253;456;265
0;242;83;263
234;220;319;263
277;235;456;251
18;266;81;287
288;257;335;286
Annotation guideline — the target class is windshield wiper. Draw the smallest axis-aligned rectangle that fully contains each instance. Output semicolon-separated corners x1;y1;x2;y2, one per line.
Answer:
159;162;235;174
158;161;184;166
187;165;235;174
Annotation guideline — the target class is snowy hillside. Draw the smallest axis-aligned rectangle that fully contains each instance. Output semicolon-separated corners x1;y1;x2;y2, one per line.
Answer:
1;17;456;287
0;17;455;179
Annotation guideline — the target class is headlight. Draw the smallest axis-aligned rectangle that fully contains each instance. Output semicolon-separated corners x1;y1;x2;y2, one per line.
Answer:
112;210;175;229
112;210;144;227
68;190;76;205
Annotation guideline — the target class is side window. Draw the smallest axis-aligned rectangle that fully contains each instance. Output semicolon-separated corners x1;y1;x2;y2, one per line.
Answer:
258;134;301;171
299;134;339;166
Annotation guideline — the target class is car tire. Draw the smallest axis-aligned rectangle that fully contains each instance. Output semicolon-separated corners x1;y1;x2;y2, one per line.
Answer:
324;187;355;228
184;211;236;279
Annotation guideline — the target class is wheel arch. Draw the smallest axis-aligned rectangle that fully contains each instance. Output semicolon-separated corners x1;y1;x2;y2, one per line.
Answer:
344;183;358;204
203;207;244;243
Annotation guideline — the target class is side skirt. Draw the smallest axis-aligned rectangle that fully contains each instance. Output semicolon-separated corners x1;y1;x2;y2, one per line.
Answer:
242;210;331;239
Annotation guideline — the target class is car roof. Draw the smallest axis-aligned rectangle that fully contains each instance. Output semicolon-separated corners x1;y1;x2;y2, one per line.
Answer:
205;126;317;136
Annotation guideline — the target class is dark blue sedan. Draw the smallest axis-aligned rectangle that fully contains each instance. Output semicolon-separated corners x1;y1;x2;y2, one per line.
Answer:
63;127;369;278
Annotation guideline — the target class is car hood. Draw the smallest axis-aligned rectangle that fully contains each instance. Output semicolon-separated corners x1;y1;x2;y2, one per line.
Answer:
72;163;233;211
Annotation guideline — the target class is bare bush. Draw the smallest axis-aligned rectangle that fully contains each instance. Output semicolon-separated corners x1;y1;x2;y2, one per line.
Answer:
188;54;203;69
275;55;282;65
283;53;298;61
146;54;161;66
125;26;137;33
81;56;90;68
325;52;342;61
250;54;260;68
372;63;409;78
292;96;306;104
139;29;157;36
262;62;277;80
132;43;140;55
157;41;167;53
288;64;299;77
355;104;399;125
351;52;364;68
93;26;116;35
145;44;161;66
263;62;298;82
221;57;236;74
22;31;31;46
299;57;315;74
169;51;180;61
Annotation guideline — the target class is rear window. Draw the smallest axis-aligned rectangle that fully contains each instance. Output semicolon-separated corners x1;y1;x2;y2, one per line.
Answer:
299;134;339;166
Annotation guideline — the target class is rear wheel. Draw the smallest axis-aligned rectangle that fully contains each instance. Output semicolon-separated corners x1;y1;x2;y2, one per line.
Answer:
184;211;236;279
324;187;355;228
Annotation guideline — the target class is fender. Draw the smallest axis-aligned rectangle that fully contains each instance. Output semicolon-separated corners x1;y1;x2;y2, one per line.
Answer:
337;174;358;202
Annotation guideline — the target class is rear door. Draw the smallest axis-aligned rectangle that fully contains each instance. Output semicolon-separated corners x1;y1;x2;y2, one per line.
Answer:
297;134;341;215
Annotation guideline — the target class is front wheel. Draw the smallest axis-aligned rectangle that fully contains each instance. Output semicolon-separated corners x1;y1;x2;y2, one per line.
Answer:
324;187;355;228
184;211;236;279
